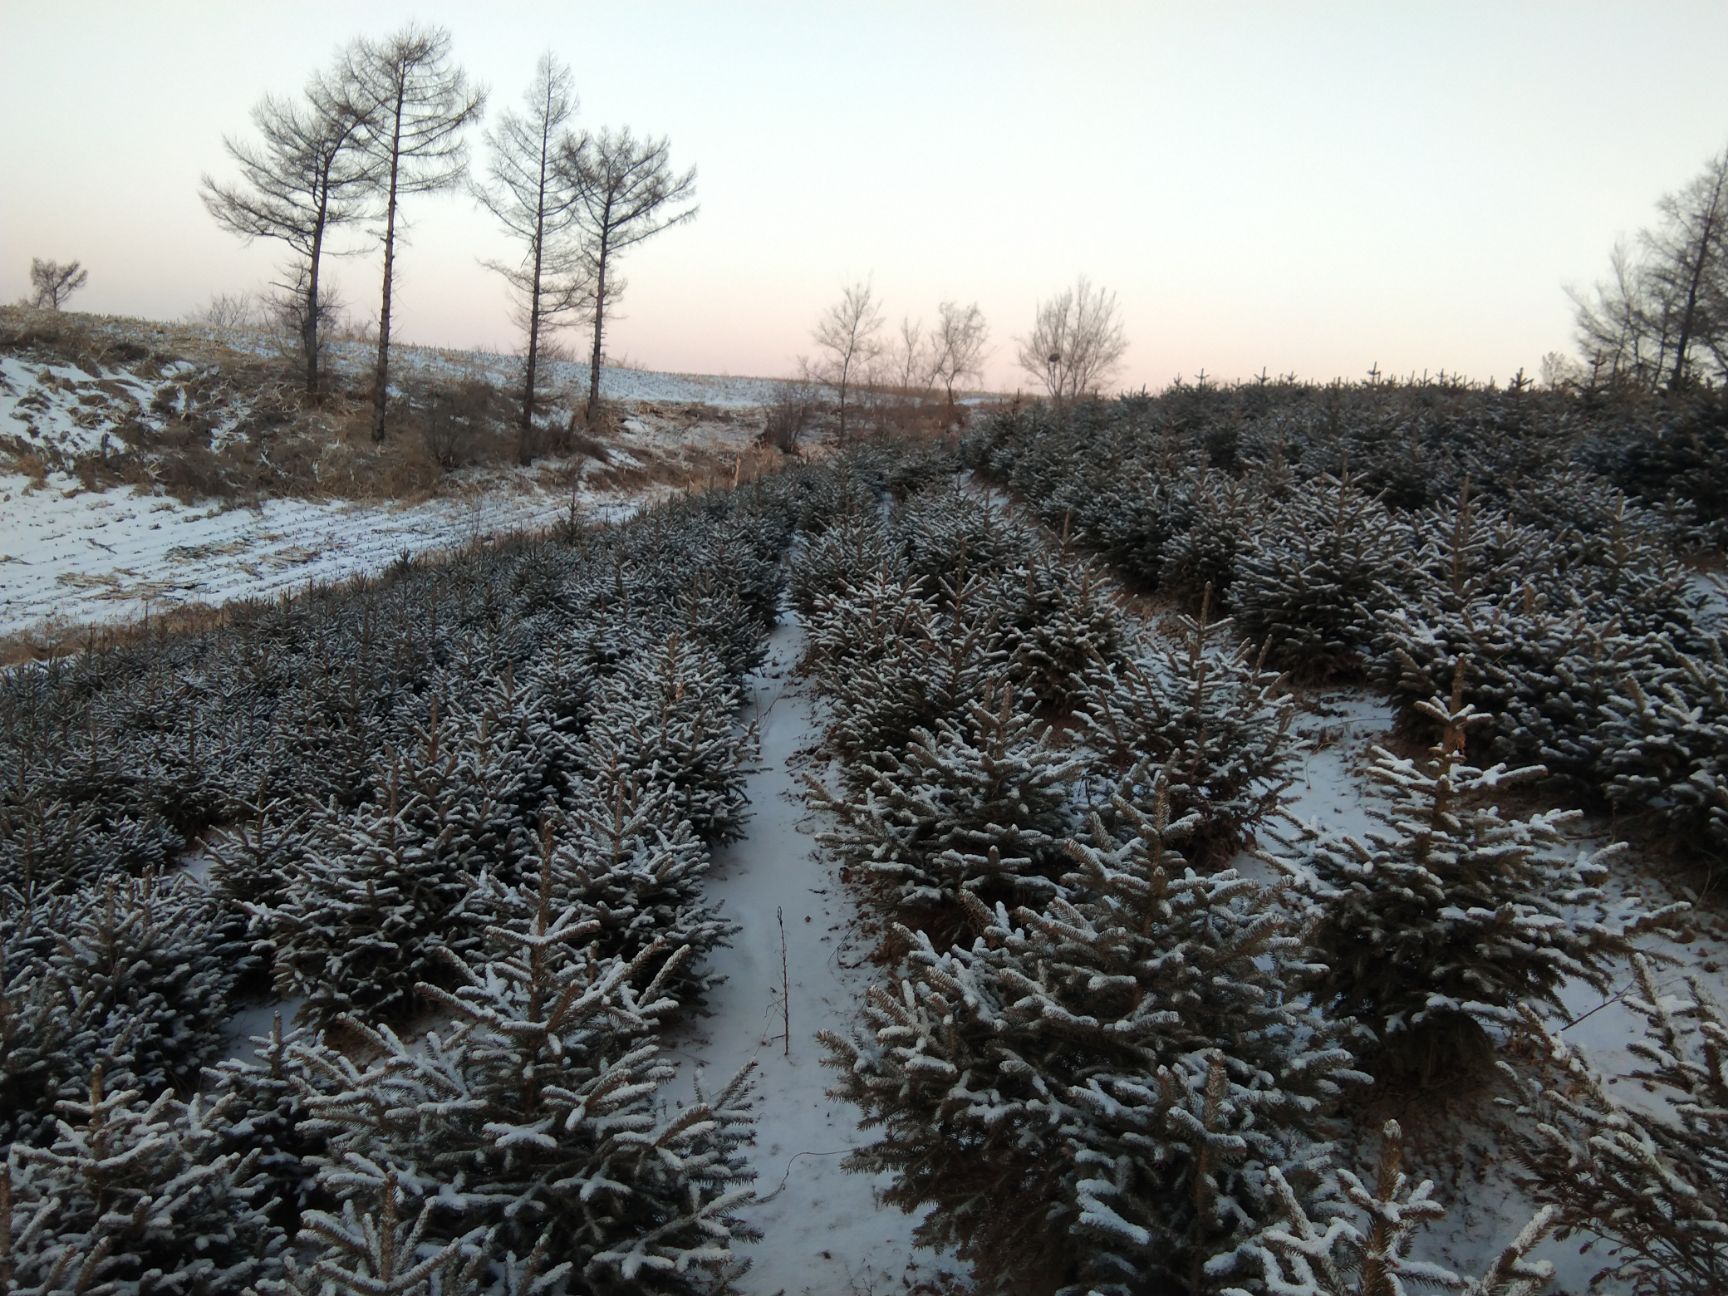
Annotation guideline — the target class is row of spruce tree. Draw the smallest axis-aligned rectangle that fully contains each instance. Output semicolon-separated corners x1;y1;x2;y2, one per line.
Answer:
0;459;898;1293
964;383;1728;867
793;463;1723;1294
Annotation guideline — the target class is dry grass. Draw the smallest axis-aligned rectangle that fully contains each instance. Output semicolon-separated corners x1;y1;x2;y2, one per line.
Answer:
0;306;715;507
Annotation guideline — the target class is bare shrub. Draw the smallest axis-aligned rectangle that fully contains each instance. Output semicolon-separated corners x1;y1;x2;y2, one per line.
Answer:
417;377;510;471
761;376;821;452
192;292;266;331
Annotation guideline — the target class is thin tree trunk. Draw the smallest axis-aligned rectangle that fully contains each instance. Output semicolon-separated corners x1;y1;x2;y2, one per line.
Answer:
1668;172;1725;392
586;232;608;422
371;87;406;443
519;132;548;462
305;224;324;397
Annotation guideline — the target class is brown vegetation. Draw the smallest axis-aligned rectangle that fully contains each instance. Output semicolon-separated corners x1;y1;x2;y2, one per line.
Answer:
0;306;763;509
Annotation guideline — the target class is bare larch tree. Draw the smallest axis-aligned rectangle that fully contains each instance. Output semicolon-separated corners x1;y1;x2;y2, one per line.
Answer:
202;71;375;395
1643;145;1728;391
1570;144;1728;391
345;24;486;441
26;259;88;310
1016;275;1127;403
811;280;885;442
930;299;989;413
560;127;697;422
474;52;589;460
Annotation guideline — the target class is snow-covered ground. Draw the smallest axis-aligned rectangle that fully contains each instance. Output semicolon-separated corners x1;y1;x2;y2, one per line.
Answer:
0;329;781;644
670;610;961;1296
0;466;656;641
1275;678;1725;1291
317;337;789;411
0;351;208;465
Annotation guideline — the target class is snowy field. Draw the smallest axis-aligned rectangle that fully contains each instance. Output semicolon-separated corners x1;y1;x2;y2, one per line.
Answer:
0;466;653;641
0;327;779;644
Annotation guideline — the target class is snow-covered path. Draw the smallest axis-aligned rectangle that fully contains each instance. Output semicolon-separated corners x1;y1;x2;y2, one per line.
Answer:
671;610;959;1296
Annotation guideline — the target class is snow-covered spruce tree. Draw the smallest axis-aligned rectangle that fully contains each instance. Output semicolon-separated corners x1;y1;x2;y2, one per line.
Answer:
824;580;1016;786
823;790;1360;1295
812;686;1085;938
1225;1119;1557;1296
296;865;757;1294
895;489;1038;593
261;1170;485;1296
1;874;237;1143
2;747;183;896
264;767;471;1029
1503;958;1728;1296
1234;471;1411;678
1599;635;1728;853
4;1068;285;1293
419;694;546;899
442;665;586;843
1158;470;1262;613
206;776;311;916
800;567;936;700
1282;669;1680;1084
579;634;752;846
1080;592;1294;864
787;512;905;616
1086;466;1198;589
1538;482;1706;645
993;549;1128;714
203;1015;331;1243
466;759;732;1007
677;563;775;681
1374;482;1552;700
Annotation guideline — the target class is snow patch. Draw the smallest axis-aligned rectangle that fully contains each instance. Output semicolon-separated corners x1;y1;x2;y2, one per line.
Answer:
669;609;963;1295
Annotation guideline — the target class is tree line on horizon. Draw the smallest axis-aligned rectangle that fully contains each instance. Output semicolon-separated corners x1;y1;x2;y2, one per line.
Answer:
199;25;696;455
16;44;1727;429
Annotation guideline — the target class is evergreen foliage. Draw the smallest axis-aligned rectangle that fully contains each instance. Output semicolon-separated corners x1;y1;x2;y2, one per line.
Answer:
813;687;1085;931
264;769;471;1027
1283;671;1680;1081
1;875;237;1142
4;1068;285;1294
1234;472;1410;679
1080;593;1293;862
992;549;1127;712
468;761;732;1005
203;1015;329;1241
580;634;752;846
823;789;1360;1295
1158;470;1261;612
1505;957;1728;1296
1226;1119;1557;1296
296;859;757;1293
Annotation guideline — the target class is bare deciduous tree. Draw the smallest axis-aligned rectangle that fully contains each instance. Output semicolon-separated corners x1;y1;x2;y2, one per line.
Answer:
810;280;885;442
1643;145;1728;391
345;24;486;441
1568;239;1665;390
202;71;375;395
560;127;698;422
26;258;88;310
891;316;935;402
1570;144;1728;391
1016;275;1127;403
930;299;990;413
474;52;590;460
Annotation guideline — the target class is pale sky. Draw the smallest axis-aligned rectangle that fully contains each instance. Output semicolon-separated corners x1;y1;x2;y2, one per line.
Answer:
3;1;1726;391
